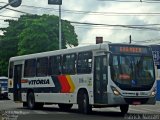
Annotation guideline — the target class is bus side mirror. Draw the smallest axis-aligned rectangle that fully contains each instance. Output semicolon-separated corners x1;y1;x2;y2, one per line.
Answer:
8;0;22;7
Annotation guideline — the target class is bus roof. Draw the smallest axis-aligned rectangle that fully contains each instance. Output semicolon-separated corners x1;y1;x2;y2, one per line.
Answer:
9;43;150;62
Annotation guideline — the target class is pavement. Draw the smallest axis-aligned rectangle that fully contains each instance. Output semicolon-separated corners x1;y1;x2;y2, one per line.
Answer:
156;101;160;104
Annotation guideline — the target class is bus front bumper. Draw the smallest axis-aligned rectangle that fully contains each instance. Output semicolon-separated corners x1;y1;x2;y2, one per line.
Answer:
108;93;156;105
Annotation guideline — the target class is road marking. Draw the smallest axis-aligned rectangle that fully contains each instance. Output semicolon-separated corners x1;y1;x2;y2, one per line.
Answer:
95;106;157;113
94;107;120;112
33;110;48;114
129;107;148;113
139;107;160;113
54;112;71;114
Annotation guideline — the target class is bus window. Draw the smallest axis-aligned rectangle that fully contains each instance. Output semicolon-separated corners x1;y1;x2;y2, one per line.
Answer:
77;51;92;74
37;57;48;77
119;56;131;76
136;57;154;83
49;55;62;75
111;55;119;81
62;54;76;74
24;59;36;77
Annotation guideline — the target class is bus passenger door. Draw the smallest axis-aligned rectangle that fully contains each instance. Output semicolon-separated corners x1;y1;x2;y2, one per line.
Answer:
94;55;108;104
13;64;22;101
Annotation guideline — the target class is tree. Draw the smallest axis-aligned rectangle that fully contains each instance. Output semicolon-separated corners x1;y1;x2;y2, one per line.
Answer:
18;14;78;55
0;14;78;76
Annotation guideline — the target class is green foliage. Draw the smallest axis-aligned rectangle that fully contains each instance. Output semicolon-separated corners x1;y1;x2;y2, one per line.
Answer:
0;14;78;76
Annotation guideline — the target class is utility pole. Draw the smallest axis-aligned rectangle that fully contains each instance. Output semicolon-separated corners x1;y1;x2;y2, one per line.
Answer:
59;5;62;49
48;0;62;50
129;35;132;44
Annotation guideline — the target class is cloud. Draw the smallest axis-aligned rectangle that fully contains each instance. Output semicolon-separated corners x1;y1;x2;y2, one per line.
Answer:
75;2;160;44
0;0;160;45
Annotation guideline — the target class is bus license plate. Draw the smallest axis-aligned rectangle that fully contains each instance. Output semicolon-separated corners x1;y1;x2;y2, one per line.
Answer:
133;101;141;105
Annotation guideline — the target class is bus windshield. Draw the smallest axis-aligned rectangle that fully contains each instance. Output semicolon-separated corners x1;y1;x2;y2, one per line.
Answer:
110;54;155;91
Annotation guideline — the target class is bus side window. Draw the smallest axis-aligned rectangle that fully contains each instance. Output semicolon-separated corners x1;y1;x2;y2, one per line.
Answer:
77;51;92;74
49;55;62;75
62;54;76;75
24;59;36;77
37;57;48;77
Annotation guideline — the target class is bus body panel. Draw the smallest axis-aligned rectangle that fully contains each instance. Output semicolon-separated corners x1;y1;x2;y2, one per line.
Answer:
17;74;94;104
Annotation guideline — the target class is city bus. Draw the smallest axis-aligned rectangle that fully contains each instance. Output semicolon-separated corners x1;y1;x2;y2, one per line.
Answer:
0;76;8;99
8;43;156;114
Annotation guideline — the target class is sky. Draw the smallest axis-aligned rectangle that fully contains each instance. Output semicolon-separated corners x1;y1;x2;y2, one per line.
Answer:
0;0;160;46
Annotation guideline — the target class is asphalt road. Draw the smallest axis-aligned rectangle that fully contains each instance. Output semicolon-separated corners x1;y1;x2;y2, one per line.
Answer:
0;100;160;120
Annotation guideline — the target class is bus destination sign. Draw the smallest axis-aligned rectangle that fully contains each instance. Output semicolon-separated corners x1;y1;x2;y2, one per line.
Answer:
109;45;150;54
120;47;142;53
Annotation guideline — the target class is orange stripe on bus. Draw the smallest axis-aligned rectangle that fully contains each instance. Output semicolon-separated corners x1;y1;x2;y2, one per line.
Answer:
58;75;71;93
66;75;75;93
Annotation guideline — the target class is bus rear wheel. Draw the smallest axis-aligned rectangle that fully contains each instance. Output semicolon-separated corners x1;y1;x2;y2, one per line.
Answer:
58;103;73;111
78;92;92;114
27;92;36;110
120;104;129;115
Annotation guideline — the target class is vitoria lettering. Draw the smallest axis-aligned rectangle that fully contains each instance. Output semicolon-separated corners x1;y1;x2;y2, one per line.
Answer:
29;79;50;85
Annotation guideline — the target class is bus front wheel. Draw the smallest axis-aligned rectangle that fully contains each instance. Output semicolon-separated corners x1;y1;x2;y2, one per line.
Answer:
78;92;92;114
120;104;129;115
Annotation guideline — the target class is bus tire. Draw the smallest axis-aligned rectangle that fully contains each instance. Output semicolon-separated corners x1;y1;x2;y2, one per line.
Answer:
58;103;73;111
36;103;44;109
120;104;129;115
23;102;27;107
78;92;92;114
27;92;36;110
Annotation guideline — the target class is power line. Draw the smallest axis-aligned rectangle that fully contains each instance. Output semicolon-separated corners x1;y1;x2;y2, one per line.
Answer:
0;15;19;19
2;2;160;16
0;13;160;31
74;23;160;26
98;0;143;2
5;7;30;14
19;5;160;16
0;3;160;32
97;0;160;3
133;37;160;43
74;25;160;31
0;5;30;14
71;21;160;31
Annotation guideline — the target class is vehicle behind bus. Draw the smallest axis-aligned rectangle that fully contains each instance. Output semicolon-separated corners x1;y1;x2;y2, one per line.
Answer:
0;76;8;99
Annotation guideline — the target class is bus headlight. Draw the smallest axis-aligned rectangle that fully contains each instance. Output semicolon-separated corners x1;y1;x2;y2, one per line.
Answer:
150;88;156;96
111;86;121;96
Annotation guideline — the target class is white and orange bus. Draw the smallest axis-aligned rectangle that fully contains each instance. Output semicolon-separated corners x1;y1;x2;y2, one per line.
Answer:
8;43;156;114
